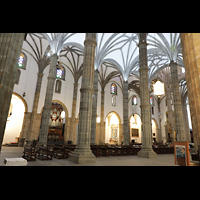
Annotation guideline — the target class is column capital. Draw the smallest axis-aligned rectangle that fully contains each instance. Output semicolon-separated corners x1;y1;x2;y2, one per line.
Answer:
137;41;148;47
37;73;44;77
80;87;94;93
74;82;79;87
84;33;97;46
170;60;178;66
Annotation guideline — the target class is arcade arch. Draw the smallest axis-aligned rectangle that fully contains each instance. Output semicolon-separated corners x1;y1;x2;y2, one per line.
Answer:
45;100;69;144
3;93;27;145
129;113;142;143
105;111;122;145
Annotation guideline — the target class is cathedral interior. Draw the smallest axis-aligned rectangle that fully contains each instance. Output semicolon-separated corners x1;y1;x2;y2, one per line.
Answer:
0;33;199;165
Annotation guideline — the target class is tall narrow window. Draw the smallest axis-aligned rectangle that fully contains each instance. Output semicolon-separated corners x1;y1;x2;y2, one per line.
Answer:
132;96;137;105
112;95;116;106
18;52;27;70
15;69;21;85
56;64;65;80
152;106;154;115
150;96;154;106
55;80;62;94
110;83;117;95
111;83;117;106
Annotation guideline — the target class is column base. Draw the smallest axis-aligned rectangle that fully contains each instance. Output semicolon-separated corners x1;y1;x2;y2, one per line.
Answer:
69;147;96;164
137;147;157;159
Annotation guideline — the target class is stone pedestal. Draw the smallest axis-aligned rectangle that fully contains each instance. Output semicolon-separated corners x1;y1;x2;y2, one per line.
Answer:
69;148;96;164
137;146;157;158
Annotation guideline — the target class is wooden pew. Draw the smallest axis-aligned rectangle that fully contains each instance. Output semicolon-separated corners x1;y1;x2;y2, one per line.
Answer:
37;146;53;160
53;145;69;159
23;145;36;161
90;145;101;157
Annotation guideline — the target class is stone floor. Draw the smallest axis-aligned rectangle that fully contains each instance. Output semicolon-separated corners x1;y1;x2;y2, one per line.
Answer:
0;146;199;166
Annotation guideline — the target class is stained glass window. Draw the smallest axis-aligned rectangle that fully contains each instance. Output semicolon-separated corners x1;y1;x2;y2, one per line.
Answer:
132;96;137;105
150;96;154;106
18;53;26;69
56;69;63;79
111;83;117;95
56;65;65;80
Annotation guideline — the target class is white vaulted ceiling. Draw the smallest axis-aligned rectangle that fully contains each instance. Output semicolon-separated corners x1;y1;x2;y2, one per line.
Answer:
25;33;184;84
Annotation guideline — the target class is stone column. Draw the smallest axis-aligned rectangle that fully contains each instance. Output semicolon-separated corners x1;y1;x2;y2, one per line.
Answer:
69;33;97;164
170;61;186;141
157;97;162;144
119;123;123;144
38;53;58;145
91;69;99;144
70;82;79;144
99;90;105;144
27;72;44;142
0;33;25;152
137;33;157;158
165;84;175;142
181;33;200;152
182;100;191;142
123;81;130;145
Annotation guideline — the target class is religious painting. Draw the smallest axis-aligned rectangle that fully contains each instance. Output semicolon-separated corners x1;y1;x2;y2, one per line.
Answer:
131;128;139;137
111;128;118;138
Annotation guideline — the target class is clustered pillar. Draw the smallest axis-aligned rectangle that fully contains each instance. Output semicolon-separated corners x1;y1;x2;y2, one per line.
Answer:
0;33;25;152
137;33;157;158
70;82;79;143
123;81;130;145
39;53;58;145
181;33;200;152
69;33;97;164
170;61;186;141
91;69;99;144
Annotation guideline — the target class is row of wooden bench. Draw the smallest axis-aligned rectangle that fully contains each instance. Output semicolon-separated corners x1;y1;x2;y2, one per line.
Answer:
23;145;76;161
91;145;174;157
23;144;174;161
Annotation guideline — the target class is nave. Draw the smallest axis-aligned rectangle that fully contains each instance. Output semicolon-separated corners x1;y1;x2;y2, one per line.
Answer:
0;147;176;166
1;33;200;165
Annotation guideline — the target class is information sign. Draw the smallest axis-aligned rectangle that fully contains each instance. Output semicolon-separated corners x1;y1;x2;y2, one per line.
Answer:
174;141;190;166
